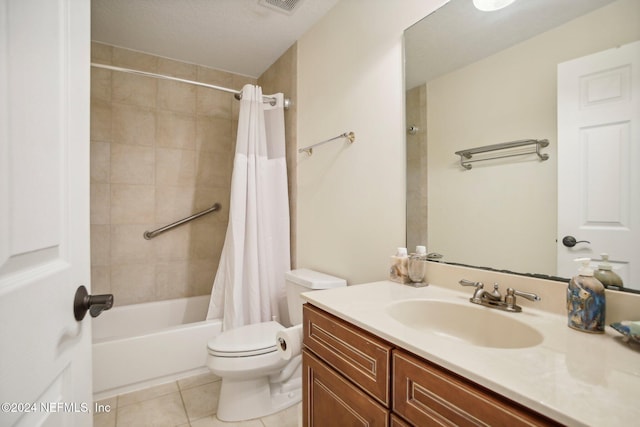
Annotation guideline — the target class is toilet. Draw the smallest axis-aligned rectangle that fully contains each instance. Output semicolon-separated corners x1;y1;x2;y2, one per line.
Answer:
206;268;346;422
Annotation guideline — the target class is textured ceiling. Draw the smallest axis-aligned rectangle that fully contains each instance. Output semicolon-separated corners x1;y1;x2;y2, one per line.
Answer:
91;0;340;77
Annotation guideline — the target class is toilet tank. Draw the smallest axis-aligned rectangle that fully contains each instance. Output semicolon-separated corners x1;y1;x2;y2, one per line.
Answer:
285;269;346;325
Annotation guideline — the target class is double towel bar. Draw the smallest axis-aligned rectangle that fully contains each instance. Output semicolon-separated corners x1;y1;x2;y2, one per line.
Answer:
455;139;549;170
144;203;221;240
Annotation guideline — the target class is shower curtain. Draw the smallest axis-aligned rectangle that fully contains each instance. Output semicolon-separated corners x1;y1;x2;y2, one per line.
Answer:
206;84;290;331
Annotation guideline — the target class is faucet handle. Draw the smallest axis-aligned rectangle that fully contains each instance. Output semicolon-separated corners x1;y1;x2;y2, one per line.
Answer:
459;279;483;288
505;288;541;312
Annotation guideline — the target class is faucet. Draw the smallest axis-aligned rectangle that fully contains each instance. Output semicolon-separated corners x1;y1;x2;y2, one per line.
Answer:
459;279;540;313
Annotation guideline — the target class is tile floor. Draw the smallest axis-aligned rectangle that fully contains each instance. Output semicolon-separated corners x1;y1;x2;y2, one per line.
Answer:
93;372;301;427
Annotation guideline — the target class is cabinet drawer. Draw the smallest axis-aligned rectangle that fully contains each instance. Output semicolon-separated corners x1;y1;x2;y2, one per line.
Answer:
303;349;389;427
393;350;561;427
303;304;393;406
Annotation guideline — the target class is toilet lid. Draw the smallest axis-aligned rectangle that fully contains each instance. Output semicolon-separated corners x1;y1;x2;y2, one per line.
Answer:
207;321;284;357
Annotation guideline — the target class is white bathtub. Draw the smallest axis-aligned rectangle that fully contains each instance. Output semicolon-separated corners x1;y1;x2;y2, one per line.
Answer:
92;295;222;400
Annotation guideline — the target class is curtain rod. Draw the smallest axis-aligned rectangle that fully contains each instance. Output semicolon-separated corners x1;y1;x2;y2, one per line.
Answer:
90;63;290;109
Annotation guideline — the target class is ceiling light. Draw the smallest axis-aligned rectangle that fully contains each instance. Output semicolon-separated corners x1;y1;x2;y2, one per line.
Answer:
473;0;516;12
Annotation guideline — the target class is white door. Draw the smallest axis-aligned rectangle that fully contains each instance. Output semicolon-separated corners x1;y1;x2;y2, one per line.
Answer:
0;0;93;426
557;40;640;290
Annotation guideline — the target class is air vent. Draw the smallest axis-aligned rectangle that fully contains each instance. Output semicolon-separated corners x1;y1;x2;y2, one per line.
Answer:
258;0;304;15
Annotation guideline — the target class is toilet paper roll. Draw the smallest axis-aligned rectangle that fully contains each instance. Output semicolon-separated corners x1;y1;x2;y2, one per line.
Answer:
276;324;303;360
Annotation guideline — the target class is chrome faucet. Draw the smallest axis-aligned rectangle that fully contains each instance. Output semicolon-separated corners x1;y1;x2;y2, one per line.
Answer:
459;279;540;312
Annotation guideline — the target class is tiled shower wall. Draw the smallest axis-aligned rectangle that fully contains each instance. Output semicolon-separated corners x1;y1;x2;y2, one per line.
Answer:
90;42;257;306
406;84;427;252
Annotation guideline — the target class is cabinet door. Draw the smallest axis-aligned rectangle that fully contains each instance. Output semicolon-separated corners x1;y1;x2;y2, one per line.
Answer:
393;350;561;427
303;349;389;427
303;304;392;406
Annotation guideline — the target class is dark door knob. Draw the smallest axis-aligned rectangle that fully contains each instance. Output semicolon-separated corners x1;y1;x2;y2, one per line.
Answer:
562;235;591;248
74;285;114;321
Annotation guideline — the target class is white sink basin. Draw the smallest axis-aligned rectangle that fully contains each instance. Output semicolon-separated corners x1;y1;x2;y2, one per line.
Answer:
386;299;543;349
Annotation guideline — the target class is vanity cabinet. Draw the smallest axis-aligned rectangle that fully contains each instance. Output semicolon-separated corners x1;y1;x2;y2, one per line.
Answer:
303;303;562;427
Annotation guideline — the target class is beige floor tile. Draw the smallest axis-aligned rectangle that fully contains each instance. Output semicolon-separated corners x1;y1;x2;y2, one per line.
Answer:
177;372;220;390
116;392;188;427
180;380;222;421
93;409;116;427
117;381;179;407
260;403;301;427
190;415;264;427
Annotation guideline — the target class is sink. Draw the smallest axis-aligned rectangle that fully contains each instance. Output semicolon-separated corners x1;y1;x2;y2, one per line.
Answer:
386;299;543;349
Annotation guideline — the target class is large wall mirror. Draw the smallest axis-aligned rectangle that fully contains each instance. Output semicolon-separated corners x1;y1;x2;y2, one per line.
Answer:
405;0;640;292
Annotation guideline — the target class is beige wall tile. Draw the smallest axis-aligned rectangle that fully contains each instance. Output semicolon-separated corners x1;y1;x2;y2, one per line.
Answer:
111;224;154;265
111;184;155;224
91;224;110;266
155;148;196;187
91;42;112;64
110;143;155;185
90;183;110;225
156;111;196;149
196;66;234;87
153;224;192;262
112;104;156;146
110;263;157;306
90;100;112;142
157;57;197;80
91;141;110;183
195;116;232;153
91;266;111;295
189;220;225;261
196;87;232;119
91;68;112;102
112;72;157;108
155;186;196;224
158;80;196;114
112;46;158;73
195;151;231;188
155;261;190;300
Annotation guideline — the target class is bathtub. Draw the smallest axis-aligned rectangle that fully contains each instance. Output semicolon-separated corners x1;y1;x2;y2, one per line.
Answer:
92;295;222;400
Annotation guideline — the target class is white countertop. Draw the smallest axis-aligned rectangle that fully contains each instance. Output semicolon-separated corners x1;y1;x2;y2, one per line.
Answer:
301;281;640;427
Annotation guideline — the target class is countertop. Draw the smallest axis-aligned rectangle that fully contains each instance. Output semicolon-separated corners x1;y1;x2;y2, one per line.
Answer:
301;281;640;427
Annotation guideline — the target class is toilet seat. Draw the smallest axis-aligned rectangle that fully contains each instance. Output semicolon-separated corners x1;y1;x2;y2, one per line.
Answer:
207;321;284;357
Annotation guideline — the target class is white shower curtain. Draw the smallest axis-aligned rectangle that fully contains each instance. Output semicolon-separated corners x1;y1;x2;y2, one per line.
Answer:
206;84;290;331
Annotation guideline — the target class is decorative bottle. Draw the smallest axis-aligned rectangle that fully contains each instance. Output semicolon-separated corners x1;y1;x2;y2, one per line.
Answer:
566;258;606;334
390;247;410;284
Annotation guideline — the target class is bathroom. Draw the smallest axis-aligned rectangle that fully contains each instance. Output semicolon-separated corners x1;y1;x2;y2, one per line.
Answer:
1;0;639;426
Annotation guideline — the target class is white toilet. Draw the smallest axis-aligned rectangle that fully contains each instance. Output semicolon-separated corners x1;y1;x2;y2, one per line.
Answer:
206;268;346;422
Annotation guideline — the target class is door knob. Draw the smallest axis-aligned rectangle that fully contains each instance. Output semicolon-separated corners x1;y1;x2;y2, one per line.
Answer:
74;285;114;321
562;235;591;248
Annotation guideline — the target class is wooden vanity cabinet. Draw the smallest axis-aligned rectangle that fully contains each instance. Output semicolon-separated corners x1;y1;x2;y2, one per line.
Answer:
393;350;562;427
302;303;561;427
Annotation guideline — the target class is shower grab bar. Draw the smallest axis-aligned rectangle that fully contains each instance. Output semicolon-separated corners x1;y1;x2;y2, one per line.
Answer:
454;139;549;170
143;203;221;240
299;131;355;156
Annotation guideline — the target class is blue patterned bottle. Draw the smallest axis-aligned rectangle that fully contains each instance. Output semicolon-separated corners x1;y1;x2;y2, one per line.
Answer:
567;258;606;333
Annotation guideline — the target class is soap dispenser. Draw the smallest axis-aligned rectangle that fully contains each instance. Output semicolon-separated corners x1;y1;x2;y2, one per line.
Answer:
567;258;606;334
594;253;624;289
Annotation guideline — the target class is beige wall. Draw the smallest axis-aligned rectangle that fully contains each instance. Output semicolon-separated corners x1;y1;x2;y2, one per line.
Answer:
90;43;255;305
425;0;640;275
295;0;446;284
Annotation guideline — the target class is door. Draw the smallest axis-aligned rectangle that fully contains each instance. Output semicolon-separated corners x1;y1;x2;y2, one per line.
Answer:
557;41;640;289
0;0;92;426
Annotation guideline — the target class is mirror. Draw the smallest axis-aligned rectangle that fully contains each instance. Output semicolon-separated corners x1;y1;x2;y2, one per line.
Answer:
405;0;640;292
